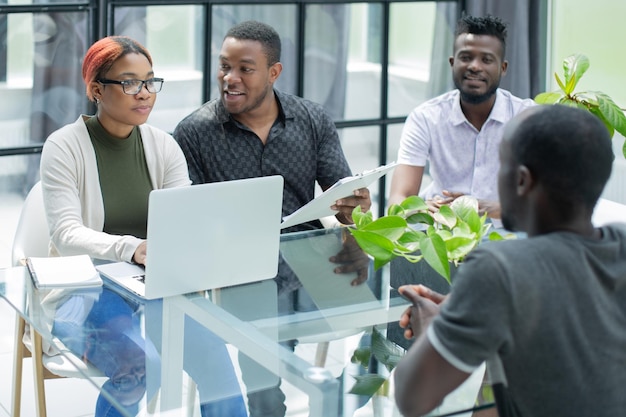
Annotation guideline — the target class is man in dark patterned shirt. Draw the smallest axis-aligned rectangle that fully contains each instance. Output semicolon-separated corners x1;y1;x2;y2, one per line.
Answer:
173;20;371;417
173;20;370;232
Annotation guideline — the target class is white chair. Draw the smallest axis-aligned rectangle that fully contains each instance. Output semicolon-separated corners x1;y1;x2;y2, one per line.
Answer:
12;181;198;417
11;181;105;417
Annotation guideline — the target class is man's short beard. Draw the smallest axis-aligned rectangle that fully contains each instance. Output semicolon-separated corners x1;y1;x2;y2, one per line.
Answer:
453;75;500;105
458;85;498;104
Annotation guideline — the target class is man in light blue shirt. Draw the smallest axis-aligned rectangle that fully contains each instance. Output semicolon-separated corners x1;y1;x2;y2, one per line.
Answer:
389;15;535;218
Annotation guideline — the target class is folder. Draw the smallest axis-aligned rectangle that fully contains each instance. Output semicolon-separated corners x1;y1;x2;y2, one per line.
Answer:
280;162;397;229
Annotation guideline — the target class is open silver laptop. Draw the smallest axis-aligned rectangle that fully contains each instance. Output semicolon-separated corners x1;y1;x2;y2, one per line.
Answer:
96;176;284;299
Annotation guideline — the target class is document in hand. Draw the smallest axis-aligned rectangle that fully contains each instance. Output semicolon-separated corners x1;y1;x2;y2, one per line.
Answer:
26;254;103;289
280;161;397;229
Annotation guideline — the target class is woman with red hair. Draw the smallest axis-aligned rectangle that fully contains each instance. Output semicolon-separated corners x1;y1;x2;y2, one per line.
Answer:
40;36;248;417
41;35;183;264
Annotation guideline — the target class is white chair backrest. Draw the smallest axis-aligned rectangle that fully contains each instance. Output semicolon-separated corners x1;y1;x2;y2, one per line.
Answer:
12;181;50;266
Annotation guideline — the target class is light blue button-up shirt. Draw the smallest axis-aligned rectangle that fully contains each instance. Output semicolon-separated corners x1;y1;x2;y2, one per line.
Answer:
397;88;535;201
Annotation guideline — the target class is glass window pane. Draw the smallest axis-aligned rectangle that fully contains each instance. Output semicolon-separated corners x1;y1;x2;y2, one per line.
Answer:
4;0;86;3
385;123;403;208
210;5;298;100
550;1;626;107
1;12;33;151
4;13;33;85
30;11;89;138
341;3;382;121
549;0;626;204
1;11;88;188
387;123;432;205
114;5;204;133
0;153;40;200
303;4;355;121
339;126;382;215
388;1;457;117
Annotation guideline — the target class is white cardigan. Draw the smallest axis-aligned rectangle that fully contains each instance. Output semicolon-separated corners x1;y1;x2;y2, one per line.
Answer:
40;115;191;262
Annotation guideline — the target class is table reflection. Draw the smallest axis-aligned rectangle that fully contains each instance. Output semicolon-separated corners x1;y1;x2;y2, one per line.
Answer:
49;287;247;417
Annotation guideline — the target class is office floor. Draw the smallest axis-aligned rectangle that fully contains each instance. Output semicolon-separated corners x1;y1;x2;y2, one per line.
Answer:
0;191;376;417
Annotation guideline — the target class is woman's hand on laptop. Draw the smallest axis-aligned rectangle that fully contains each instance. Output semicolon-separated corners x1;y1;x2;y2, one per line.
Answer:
133;242;147;266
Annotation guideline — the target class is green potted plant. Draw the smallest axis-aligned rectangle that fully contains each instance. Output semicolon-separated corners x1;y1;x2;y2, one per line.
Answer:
348;327;403;393
345;195;507;406
348;194;504;284
534;53;626;157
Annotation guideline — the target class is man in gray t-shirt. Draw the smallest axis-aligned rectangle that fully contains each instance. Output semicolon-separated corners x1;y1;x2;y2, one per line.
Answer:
393;104;626;417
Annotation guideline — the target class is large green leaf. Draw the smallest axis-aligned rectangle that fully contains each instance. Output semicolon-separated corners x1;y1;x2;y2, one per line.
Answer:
351;346;372;368
352;206;373;228
564;73;578;96
554;73;566;93
450;195;478;214
405;212;434;226
456;208;481;234
534;91;563;104
437;228;454;240
589;105;615;138
371;328;405;371
563;53;589;93
446;236;478;260
360;216;407;240
399;195;429;211
481;222;494;238
433;205;457;229
349;229;396;267
387;204;404;217
349;374;388;396
397;229;425;251
445;235;474;253
421;230;450;282
373;257;392;271
596;92;626;138
450;220;472;238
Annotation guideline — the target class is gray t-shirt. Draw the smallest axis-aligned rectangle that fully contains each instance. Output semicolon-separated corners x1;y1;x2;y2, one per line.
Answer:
430;224;626;417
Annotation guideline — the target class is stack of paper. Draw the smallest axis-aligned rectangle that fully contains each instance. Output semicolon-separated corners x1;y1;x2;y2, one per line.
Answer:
26;254;103;289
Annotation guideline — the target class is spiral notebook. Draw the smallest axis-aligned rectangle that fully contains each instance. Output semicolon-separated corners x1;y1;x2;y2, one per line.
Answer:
27;254;102;289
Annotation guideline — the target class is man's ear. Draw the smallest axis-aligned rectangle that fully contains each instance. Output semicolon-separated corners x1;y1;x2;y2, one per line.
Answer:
517;165;533;196
500;59;509;76
269;62;282;84
448;56;454;67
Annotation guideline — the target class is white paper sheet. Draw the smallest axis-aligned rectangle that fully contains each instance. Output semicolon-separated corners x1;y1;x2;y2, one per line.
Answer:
281;162;397;229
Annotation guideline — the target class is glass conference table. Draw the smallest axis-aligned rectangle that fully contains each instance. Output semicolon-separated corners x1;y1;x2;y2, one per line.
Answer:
0;227;495;417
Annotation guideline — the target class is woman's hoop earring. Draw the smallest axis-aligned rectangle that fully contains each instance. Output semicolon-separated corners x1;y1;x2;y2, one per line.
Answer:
95;98;100;104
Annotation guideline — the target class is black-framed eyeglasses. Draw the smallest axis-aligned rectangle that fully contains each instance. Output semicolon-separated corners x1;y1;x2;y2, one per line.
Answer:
98;78;164;95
